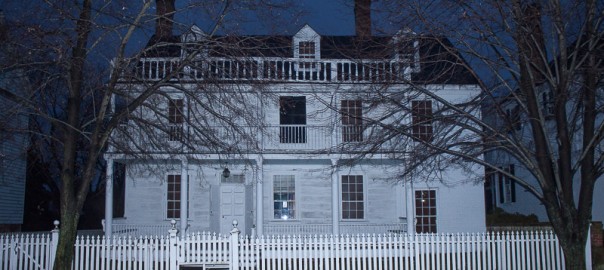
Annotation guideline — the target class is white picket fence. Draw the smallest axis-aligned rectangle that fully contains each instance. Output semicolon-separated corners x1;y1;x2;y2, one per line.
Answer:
0;222;590;270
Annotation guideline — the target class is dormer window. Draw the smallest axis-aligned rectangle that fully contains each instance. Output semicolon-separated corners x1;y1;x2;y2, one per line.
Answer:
298;41;316;59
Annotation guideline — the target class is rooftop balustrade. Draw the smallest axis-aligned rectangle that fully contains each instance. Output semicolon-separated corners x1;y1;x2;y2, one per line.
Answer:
128;57;412;83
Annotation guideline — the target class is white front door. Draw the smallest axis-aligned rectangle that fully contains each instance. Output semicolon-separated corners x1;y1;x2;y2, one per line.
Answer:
219;184;246;235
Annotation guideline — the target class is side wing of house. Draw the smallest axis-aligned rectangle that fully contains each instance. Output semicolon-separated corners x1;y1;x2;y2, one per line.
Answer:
0;72;28;232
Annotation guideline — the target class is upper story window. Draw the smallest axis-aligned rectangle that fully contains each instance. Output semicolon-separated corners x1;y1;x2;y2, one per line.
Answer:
412;100;433;142
279;96;307;143
498;164;516;204
114;95;130;125
341;100;363;142
168;98;184;141
505;105;522;132
298;41;316;59
541;89;554;115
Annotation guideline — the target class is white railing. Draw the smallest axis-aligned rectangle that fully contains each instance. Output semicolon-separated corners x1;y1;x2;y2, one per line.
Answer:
132;57;412;83
2;221;586;270
111;223;171;237
264;223;407;236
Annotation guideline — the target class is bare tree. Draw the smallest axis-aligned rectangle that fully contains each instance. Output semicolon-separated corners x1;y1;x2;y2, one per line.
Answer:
335;1;602;269
1;0;296;269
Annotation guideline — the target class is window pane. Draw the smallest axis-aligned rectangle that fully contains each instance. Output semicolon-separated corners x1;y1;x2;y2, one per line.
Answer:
412;100;433;142
342;175;364;219
415;189;437;233
273;175;296;220
167;174;181;219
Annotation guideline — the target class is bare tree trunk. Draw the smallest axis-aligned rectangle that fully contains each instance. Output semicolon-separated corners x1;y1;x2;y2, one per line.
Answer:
53;0;92;269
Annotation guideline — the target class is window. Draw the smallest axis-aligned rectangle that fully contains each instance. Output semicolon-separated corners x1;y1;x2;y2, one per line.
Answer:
341;100;363;142
298;41;315;59
167;175;181;219
114;95;130;125
506;105;521;132
279;96;306;143
168;98;184;141
298;41;317;70
541;89;554;115
415;190;437;233
412;100;433;142
342;175;364;219
498;165;516;204
274;175;296;220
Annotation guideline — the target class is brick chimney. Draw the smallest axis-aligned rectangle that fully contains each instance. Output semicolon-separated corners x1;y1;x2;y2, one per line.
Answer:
155;0;175;40
354;0;371;38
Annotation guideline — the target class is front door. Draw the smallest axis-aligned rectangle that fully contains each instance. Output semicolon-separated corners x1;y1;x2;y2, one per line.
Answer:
219;184;247;235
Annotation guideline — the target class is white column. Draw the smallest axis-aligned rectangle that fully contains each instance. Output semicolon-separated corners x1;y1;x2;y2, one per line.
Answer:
255;157;264;235
104;159;114;238
180;158;189;235
406;181;415;236
331;159;339;235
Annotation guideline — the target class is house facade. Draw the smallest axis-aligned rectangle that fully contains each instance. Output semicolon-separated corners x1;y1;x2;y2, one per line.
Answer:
103;24;486;237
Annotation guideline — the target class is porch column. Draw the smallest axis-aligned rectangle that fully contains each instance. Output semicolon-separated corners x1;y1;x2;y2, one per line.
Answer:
180;158;189;235
331;159;339;235
255;158;264;235
104;159;114;238
406;181;415;236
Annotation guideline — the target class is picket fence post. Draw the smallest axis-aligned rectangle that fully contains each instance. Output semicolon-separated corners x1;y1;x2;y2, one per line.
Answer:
230;220;240;270
49;220;60;268
168;220;178;270
586;223;593;270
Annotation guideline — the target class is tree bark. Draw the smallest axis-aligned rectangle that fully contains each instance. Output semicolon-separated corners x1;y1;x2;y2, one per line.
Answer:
52;0;92;269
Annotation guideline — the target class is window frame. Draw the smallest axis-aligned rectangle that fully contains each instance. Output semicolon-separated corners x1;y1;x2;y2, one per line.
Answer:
166;174;181;219
411;100;433;142
298;41;316;59
498;164;516;204
341;175;365;220
168;98;185;141
279;96;307;144
415;189;437;233
273;175;296;220
341;100;364;142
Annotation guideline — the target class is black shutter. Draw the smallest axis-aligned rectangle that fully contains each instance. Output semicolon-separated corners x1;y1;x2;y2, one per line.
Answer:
498;170;504;204
510;165;516;202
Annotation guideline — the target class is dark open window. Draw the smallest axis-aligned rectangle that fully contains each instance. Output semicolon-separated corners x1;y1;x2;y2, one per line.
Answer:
279;96;306;143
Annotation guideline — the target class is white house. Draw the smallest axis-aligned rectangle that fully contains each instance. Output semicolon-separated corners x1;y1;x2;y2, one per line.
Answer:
103;22;486;237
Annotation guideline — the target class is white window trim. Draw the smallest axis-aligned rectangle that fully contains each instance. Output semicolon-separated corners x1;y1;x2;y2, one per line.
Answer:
414;188;438;234
272;174;297;221
340;174;367;221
